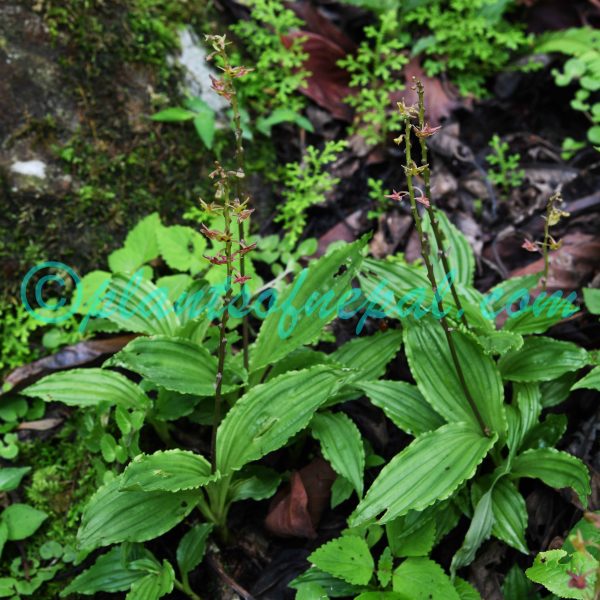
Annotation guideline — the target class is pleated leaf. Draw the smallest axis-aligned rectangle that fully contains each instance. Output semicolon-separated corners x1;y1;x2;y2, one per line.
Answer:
356;380;445;436
108;336;233;396
498;337;589;382
125;560;174;600
311;411;365;497
392;558;460;599
78;476;198;550
572;366;600;391
349;423;497;526
177;523;213;576
105;274;180;336
491;478;528;554
216;366;344;474
251;238;366;371
120;450;216;492
23;368;149;411
330;330;403;382
404;316;506;436
510;448;590;506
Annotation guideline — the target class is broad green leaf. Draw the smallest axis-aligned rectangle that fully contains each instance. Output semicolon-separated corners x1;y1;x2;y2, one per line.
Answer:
503;292;578;335
488;274;541;313
228;466;281;502
308;535;374;586
109;336;229;396
583;287;600;315
193;113;215;150
61;545;147;595
540;372;578;408
572;366;600;391
217;366;345;473
120;450;216;492
490;479;528;553
356;380;445;436
387;515;436;558
151;107;195;122
510;448;590;506
421;209;475;287
22;369;149;410
526;549;597;599
330;330;403;382
0;467;30;492
0;521;6;560
155;274;194;304
392;558;460;599
311;411;365;496
356;593;403;599
256;108;315;135
251;238;366;371
404;316;506;435
498;337;588;382
451;490;494;576
177;523;213;576
349;423;497;526
124;213;161;265
507;382;541;456
2;504;47;540
126;560;174;600
296;583;329;599
102;273;180;336
157;225;206;275
78;476;198;550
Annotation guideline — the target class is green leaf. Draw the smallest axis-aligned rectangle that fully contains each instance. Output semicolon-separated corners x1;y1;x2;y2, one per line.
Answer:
572;366;600;391
498;337;589;382
311;411;365;497
356;594;404;600
120;450;216;492
177;523;213;576
61;545;147;595
404;316;506;436
251;238;366;371
228;466;281;502
349;423;497;526
356;380;445;436
157;225;207;275
22;369;149;410
289;568;363;597
454;577;482;600
256;108;315;135
308;535;374;586
330;329;403;382
151;107;195;122
126;560;174;600
526;549;597;599
124;213;161;265
540;372;578;408
296;583;329;599
193;113;215;150
386;514;436;558
583;287;600;315
2;504;47;540
490;479;528;553
421;209;475;287
392;558;460;599
78;476;198;550
102;273;181;336
510;448;590;506
109;336;229;396
502;564;540;600
216;366;345;474
451;490;494;576
0;467;30;492
377;546;393;587
507;382;541;456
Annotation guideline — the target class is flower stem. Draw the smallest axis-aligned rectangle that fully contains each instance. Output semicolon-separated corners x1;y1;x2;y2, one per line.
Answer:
414;79;469;329
403;119;489;437
174;577;202;600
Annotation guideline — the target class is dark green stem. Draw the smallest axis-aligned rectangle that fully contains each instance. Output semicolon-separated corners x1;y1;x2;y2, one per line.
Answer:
414;79;469;329
404;118;489;437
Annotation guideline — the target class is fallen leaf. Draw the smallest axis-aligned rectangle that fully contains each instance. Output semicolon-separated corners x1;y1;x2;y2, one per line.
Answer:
283;32;353;121
2;335;136;395
316;210;363;257
265;457;336;538
17;418;63;431
290;3;356;53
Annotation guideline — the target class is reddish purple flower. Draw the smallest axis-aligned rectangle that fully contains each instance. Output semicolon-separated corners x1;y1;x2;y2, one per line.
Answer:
567;571;587;590
522;239;539;253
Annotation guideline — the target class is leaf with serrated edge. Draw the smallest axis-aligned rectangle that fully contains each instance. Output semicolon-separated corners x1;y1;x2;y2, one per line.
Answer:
311;411;365;497
349;423;497;527
120;450;217;492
